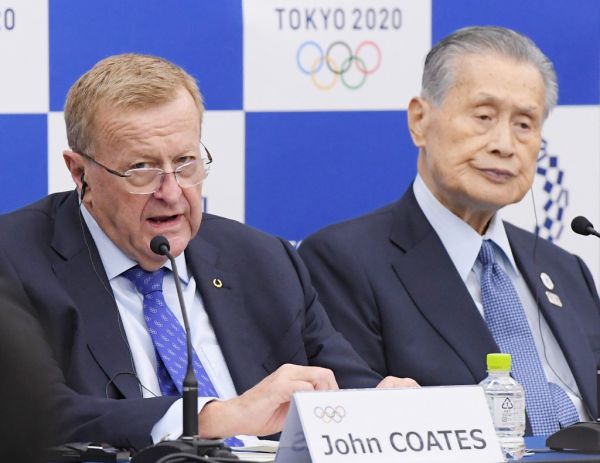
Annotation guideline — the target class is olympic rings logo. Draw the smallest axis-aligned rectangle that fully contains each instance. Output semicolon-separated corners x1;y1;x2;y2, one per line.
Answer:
313;405;346;423
296;40;382;90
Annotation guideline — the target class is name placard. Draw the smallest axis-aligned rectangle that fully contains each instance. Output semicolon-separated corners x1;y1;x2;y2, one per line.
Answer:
276;386;503;463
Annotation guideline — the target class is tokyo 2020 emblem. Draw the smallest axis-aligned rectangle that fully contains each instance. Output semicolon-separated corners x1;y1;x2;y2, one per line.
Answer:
535;139;568;241
296;40;382;90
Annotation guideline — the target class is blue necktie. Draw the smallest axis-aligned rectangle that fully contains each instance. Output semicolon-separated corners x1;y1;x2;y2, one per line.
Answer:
479;240;578;435
123;266;244;447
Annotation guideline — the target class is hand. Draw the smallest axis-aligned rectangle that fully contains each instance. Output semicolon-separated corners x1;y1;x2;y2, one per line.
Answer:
376;376;420;389
198;363;339;439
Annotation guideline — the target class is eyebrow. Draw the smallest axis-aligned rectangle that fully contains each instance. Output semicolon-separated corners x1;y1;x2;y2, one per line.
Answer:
472;93;541;117
127;146;198;159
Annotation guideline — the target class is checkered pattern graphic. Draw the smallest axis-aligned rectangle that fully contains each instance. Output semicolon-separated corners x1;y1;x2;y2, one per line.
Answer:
0;0;598;277
479;240;579;435
535;140;569;242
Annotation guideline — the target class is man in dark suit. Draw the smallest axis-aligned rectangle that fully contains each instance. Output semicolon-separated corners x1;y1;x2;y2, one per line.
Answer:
0;53;415;451
0;255;56;462
300;26;600;435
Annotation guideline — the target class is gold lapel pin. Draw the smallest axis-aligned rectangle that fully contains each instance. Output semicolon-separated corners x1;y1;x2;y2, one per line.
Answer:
540;272;555;291
545;290;563;308
212;278;223;288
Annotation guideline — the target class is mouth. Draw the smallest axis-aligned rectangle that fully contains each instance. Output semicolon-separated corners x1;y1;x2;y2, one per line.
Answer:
147;214;182;226
479;168;515;182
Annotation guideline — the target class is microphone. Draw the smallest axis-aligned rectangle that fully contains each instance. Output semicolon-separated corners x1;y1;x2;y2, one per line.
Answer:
571;216;600;238
150;235;170;255
150;235;198;440
131;235;240;462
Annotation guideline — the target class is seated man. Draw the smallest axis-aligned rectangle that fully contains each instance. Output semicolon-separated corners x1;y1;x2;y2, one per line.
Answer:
0;53;415;451
300;26;600;435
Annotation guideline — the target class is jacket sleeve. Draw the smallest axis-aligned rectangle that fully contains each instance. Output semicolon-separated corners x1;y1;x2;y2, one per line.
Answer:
299;232;389;378
280;238;382;388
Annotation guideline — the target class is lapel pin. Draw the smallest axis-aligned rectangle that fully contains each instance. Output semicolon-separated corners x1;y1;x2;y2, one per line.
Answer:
545;290;563;308
540;272;555;290
212;278;223;288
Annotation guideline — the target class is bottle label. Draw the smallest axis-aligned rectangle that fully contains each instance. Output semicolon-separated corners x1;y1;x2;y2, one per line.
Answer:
490;396;524;426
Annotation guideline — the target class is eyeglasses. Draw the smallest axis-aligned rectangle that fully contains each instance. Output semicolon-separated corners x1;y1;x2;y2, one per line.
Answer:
76;144;213;195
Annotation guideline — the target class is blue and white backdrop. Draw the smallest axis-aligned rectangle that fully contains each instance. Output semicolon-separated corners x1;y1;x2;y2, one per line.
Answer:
1;1;599;278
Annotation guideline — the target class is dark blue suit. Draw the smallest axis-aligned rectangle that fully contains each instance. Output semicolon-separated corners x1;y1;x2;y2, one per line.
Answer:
0;191;380;450
0;252;59;462
300;186;600;423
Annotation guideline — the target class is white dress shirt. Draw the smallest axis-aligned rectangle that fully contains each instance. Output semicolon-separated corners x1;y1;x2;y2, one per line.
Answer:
81;206;259;444
413;174;589;421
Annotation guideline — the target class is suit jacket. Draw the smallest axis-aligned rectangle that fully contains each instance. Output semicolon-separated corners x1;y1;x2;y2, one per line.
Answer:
300;186;600;423
0;253;58;462
0;191;380;450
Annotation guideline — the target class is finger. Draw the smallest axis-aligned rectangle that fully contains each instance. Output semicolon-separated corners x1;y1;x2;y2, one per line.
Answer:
310;368;339;391
376;376;420;389
274;364;339;391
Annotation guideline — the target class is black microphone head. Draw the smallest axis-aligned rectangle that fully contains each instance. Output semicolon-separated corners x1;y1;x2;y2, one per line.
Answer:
571;216;594;236
150;235;170;256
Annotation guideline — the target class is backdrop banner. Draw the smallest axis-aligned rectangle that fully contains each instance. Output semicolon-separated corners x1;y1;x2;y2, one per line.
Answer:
0;0;598;279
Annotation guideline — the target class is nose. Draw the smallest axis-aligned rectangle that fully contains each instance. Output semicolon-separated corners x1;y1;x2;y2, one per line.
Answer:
488;119;515;157
153;171;182;202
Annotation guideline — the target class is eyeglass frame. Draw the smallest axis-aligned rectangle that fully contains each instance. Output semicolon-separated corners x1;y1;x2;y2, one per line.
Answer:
74;143;213;194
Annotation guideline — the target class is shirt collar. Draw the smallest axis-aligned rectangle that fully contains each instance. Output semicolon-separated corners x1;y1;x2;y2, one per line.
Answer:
413;174;520;281
80;205;190;283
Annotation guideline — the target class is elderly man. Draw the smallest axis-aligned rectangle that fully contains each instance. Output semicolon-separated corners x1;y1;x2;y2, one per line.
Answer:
0;53;414;451
300;26;600;436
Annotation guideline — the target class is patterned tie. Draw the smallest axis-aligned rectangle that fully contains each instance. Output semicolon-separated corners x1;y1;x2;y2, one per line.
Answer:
122;266;244;447
479;240;578;435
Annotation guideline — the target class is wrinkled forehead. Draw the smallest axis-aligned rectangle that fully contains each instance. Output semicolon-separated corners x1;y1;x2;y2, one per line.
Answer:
444;53;546;104
460;52;543;86
89;90;202;150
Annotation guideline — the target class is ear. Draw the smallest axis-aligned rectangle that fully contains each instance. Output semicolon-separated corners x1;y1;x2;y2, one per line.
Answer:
63;150;86;193
407;96;431;148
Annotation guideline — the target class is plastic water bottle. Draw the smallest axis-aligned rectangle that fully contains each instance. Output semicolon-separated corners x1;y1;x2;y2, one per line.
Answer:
480;353;526;460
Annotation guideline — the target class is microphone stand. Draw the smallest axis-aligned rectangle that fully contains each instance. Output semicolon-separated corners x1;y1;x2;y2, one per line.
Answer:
131;236;240;463
171;245;199;441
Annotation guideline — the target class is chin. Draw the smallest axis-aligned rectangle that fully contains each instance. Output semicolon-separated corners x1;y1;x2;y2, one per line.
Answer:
481;198;518;211
164;235;191;257
473;186;522;207
133;252;168;272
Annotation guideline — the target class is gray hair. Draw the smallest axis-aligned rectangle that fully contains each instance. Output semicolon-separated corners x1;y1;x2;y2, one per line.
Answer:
421;26;558;118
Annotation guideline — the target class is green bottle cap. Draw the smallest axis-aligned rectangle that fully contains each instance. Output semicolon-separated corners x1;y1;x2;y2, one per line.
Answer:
486;353;511;371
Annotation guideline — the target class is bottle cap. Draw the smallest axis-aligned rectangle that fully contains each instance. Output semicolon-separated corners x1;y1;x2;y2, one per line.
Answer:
486;353;511;371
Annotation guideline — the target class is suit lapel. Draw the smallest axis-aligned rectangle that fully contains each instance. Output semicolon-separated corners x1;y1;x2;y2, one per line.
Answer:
185;236;267;394
389;189;497;383
507;225;597;415
50;193;140;398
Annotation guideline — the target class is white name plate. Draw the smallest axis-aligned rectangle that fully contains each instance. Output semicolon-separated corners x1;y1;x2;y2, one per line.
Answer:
276;385;504;463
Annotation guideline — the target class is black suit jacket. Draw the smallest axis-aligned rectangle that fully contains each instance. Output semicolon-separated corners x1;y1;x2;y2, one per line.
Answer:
0;254;57;462
0;191;380;450
300;186;600;423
